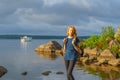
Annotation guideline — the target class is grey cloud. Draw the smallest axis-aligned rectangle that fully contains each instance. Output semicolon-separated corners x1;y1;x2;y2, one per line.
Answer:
0;0;120;35
34;0;120;27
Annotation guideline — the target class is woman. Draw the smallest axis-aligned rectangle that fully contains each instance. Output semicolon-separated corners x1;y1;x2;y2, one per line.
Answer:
63;25;82;80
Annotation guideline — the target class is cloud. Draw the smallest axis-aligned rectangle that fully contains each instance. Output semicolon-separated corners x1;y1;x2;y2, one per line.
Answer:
0;0;120;35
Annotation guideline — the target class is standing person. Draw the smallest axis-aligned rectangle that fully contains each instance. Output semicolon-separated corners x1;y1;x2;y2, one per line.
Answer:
63;25;82;80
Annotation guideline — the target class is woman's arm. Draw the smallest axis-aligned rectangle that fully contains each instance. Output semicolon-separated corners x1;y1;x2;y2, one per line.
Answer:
61;38;67;56
73;43;82;54
63;44;66;53
72;38;82;54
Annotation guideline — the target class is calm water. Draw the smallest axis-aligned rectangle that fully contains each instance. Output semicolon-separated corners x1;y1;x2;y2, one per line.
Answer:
0;39;120;80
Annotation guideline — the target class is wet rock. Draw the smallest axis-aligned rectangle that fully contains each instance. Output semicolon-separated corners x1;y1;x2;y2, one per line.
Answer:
0;66;7;77
80;56;98;65
93;62;102;66
35;41;62;53
97;58;108;65
89;56;98;63
41;71;52;76
108;59;120;66
56;71;64;74
21;71;28;76
80;57;90;65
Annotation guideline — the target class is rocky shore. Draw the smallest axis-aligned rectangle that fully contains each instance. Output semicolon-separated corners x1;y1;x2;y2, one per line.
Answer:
35;36;120;67
35;41;110;66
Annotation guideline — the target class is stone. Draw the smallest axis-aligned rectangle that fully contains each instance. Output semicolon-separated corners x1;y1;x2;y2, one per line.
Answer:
99;49;116;60
56;71;64;74
114;27;120;41
108;59;120;66
80;57;90;65
21;71;28;76
89;56;97;63
35;41;62;52
108;39;119;48
114;32;120;39
97;58;108;64
0;66;7;77
41;71;52;76
84;48;102;57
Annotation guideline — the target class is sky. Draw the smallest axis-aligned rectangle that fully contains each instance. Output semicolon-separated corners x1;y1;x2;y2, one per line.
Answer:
0;0;120;36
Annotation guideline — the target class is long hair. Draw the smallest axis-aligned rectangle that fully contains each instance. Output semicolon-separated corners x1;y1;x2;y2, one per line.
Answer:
66;25;77;38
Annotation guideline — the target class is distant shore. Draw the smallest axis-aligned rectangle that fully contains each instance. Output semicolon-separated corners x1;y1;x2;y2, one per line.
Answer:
0;35;89;39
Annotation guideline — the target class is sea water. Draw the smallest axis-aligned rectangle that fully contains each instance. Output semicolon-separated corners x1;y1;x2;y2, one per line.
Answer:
0;39;119;80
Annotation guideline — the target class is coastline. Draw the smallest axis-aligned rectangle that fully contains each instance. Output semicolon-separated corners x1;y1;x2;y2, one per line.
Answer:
0;35;89;39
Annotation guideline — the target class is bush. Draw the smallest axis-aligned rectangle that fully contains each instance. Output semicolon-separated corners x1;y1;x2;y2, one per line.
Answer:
84;35;99;48
98;26;114;49
110;45;120;58
116;37;120;42
84;26;115;49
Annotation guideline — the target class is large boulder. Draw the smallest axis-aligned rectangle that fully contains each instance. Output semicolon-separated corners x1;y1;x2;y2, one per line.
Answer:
84;47;102;57
0;66;7;77
97;49;116;61
35;41;62;53
108;59;120;66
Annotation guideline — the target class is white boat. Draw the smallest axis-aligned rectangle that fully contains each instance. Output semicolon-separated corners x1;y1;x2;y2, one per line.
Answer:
21;36;32;42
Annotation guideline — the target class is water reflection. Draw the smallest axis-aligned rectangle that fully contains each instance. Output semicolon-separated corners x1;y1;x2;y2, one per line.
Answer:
76;62;120;80
35;51;60;60
20;40;28;48
20;41;32;52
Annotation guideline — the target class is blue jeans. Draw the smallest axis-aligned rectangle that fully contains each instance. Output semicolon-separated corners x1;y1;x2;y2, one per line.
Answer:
65;60;76;80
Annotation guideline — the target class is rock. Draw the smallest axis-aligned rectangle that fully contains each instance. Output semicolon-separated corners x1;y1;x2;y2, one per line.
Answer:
89;56;97;63
108;39;119;48
56;71;64;74
114;27;120;37
21;71;28;76
84;48;102;57
97;58;108;64
93;62;102;66
98;49;116;60
80;57;97;65
108;59;120;66
80;57;90;65
117;26;120;32
114;27;120;41
41;71;52;76
114;32;120;39
0;66;7;77
106;37;113;43
84;47;92;55
35;41;62;52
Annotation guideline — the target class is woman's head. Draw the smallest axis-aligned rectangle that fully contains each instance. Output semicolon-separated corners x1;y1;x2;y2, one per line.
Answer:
66;25;77;38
